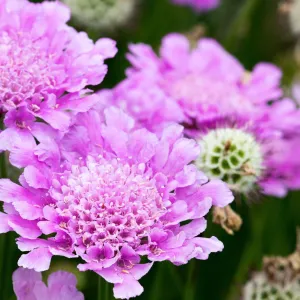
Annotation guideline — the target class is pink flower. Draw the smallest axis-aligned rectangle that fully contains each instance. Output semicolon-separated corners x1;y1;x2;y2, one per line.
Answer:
107;33;300;197
0;0;117;150
0;107;233;299
13;267;84;300
125;34;283;127
171;0;220;11
97;74;185;132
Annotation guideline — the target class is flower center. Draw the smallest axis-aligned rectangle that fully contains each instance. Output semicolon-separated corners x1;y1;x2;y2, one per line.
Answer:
196;128;263;193
171;75;250;112
0;31;56;110
50;156;165;252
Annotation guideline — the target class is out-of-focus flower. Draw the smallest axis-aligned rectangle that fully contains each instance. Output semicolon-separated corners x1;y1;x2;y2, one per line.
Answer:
13;267;84;300
243;272;300;300
126;33;283;127
97;74;185;132
0;0;117;150
171;0;220;12
62;0;138;32
113;33;300;196
243;228;300;299
0;107;233;299
288;0;300;36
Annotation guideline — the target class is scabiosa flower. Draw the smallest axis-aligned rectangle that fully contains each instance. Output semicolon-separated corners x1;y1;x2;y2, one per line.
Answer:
0;107;233;299
126;33;283;127
171;0;220;12
120;33;300;196
62;0;138;32
97;73;185;132
0;0;117;149
13;267;84;300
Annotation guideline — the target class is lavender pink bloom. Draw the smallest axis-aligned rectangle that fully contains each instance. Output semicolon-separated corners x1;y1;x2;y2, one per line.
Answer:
171;0;220;12
13;267;84;300
0;106;233;299
104;33;300;197
0;0;116;151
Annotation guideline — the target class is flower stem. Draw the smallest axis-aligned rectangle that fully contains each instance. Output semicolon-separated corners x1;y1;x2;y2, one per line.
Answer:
98;276;102;300
0;153;7;178
184;259;197;300
223;0;260;51
98;276;111;300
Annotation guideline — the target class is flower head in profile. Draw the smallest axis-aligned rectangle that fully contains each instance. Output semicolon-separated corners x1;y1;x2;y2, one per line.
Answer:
0;107;233;299
171;0;220;12
13;267;84;300
113;33;300;197
0;0;117;148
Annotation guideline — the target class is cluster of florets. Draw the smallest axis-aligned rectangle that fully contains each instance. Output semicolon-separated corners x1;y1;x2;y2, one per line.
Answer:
0;106;233;298
0;0;300;299
0;0;116;138
0;1;235;299
103;33;300;196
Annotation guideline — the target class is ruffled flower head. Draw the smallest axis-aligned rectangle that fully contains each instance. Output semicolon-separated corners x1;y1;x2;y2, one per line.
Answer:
0;0;116;140
110;33;300;196
97;74;185;132
0;107;233;299
13;267;84;300
171;0;220;12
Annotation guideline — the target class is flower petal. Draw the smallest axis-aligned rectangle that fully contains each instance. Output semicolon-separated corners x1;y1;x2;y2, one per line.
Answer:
113;276;144;299
18;248;52;272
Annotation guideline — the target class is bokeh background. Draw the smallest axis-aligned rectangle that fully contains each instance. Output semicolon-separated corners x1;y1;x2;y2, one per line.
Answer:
1;0;300;299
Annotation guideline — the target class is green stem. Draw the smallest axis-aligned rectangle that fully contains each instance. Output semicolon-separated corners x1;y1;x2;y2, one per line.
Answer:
105;280;109;300
223;0;261;51
0;153;7;178
2;233;18;298
226;199;272;300
184;260;196;300
98;276;111;300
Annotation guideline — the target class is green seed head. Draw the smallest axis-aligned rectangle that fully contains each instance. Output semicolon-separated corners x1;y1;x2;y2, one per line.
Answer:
243;273;300;300
196;128;263;193
62;0;137;31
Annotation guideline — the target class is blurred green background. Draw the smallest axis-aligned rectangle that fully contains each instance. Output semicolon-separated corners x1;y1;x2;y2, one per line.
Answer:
1;0;300;299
